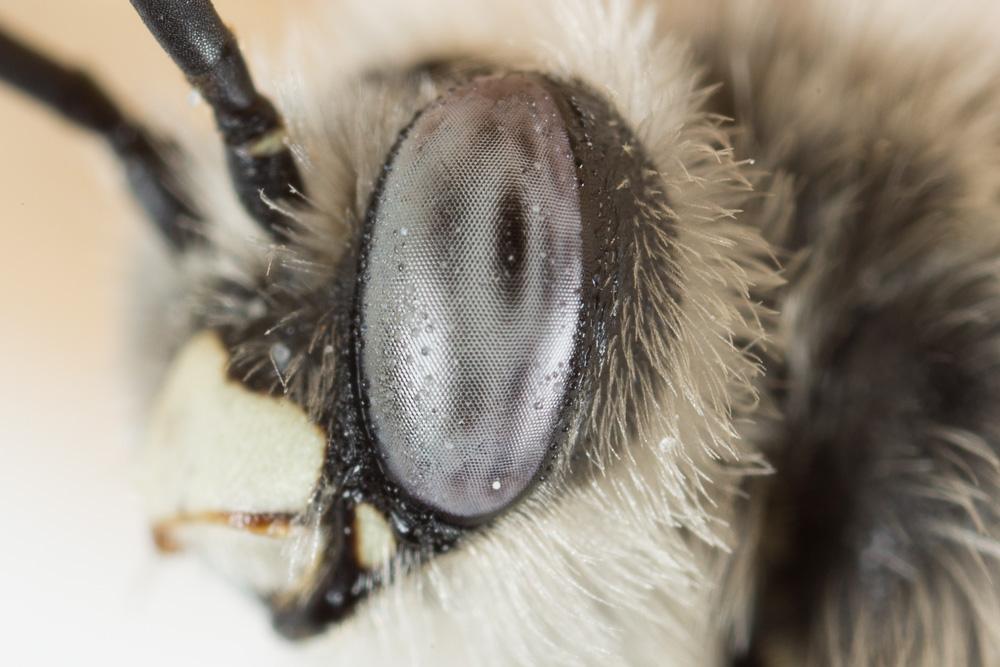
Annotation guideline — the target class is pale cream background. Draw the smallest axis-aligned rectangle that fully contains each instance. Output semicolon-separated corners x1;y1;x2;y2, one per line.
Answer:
0;2;303;664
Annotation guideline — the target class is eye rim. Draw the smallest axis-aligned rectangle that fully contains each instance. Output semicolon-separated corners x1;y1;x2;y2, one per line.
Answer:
348;69;652;528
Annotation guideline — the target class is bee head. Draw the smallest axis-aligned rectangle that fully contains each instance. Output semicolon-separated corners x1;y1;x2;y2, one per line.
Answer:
138;0;774;661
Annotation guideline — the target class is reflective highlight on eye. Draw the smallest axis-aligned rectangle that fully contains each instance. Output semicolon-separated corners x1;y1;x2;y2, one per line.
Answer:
359;74;585;521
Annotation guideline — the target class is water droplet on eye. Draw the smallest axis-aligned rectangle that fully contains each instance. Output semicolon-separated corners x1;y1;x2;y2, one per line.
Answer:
491;480;502;491
507;254;516;263
390;513;411;535
533;161;541;171
530;204;541;215
420;346;431;356
270;343;291;372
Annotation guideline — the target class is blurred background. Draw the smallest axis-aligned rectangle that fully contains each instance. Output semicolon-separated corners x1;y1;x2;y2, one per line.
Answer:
0;2;299;664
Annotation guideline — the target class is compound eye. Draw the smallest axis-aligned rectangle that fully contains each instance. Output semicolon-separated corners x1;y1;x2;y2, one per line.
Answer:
358;74;585;522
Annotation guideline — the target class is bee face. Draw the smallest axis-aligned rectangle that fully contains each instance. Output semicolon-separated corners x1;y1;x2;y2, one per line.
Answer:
130;0;770;659
10;0;998;665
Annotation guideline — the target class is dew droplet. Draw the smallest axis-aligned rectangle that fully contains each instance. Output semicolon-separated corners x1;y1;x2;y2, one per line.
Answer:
270;342;291;372
390;513;411;535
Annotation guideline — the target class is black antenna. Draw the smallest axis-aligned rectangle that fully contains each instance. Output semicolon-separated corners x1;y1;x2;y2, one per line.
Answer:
131;0;305;242
0;24;200;250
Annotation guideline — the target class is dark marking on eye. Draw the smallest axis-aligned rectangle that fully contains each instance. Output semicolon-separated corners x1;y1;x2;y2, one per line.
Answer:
495;188;529;304
471;115;506;157
429;189;465;266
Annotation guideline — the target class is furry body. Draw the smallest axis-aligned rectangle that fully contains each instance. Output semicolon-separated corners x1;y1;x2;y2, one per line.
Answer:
122;0;1000;665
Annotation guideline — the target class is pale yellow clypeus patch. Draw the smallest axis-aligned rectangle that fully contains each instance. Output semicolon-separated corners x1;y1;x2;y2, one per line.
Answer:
141;330;328;592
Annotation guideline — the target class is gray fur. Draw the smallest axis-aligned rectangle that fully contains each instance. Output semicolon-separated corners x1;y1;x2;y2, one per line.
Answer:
689;1;1000;664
